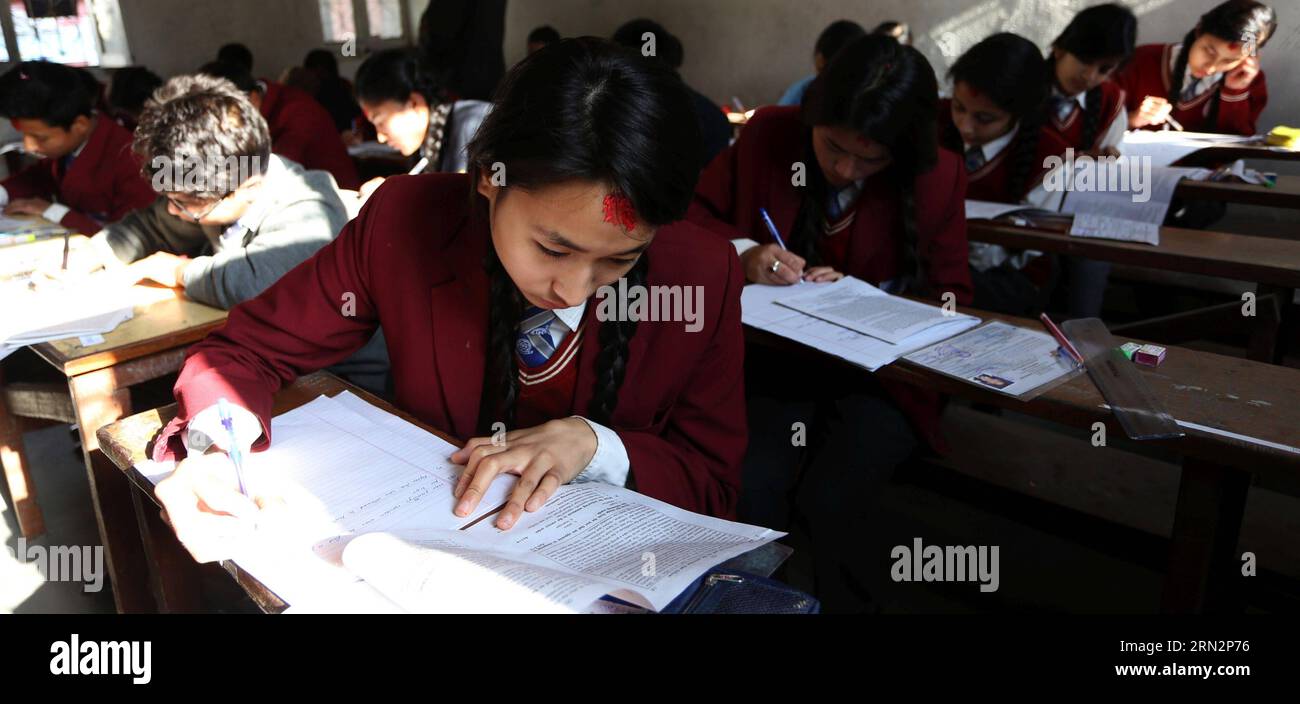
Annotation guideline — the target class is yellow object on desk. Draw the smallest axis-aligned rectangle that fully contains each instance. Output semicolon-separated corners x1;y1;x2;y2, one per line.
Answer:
1266;126;1299;150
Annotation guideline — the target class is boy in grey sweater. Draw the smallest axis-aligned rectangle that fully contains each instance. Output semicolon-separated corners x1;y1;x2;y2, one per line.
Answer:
67;74;389;393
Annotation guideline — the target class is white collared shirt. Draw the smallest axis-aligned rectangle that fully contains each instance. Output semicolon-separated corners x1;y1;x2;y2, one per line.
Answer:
1168;43;1223;101
965;122;1020;165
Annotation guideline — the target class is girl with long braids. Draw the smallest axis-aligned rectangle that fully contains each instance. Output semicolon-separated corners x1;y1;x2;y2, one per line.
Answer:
1042;4;1135;159
938;32;1057;316
690;35;971;611
1117;0;1276;136
150;39;749;563
1041;3;1137;319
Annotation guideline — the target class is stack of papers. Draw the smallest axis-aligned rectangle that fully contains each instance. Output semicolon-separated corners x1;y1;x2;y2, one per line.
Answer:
1120;130;1266;168
0;215;67;246
0;280;135;360
742;277;982;372
137;392;784;613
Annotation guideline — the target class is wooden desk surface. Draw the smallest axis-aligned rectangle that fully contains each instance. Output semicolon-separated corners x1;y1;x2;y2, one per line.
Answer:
29;285;227;377
1178;144;1300;167
1176;174;1300;210
967;220;1300;288
748;306;1300;477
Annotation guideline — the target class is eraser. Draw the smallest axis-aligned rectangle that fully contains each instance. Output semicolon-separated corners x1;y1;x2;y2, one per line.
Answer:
1119;342;1141;360
1133;344;1166;367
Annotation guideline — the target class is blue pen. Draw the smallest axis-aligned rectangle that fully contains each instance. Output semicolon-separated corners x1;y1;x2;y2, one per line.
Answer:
217;398;249;497
758;207;789;251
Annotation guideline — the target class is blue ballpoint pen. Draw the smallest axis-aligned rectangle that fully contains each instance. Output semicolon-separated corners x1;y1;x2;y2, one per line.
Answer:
217;398;249;497
758;207;789;251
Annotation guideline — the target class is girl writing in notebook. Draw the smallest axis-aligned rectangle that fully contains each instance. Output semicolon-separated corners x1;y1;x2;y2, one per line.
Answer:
152;39;748;563
690;35;971;612
938;32;1056;315
1116;0;1276;136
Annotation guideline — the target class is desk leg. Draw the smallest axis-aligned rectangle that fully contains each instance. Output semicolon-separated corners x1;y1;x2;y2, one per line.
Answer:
0;389;45;538
1161;459;1250;613
130;481;202;613
1246;285;1284;363
69;375;155;613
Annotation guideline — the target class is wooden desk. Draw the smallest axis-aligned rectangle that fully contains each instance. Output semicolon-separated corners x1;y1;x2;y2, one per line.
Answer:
966;219;1299;362
1174;144;1300;168
0;283;226;613
746;305;1300;613
1175;174;1300;211
96;373;449;613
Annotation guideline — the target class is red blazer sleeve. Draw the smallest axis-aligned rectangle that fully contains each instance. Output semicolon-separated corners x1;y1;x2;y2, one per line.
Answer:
152;179;387;460
917;152;974;306
689;137;750;243
2;161;58;201
620;239;747;518
1217;72;1268;136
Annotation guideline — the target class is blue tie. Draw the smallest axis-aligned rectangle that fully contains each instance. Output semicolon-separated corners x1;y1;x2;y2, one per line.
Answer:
1050;95;1075;123
516;307;558;368
964;146;986;173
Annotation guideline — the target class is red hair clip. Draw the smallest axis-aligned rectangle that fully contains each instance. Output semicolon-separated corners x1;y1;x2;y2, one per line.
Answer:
603;192;637;232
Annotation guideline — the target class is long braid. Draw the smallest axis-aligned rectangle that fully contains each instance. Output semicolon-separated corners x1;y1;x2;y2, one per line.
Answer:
1006;108;1045;198
897;179;927;296
789;136;830;267
1079;85;1103;150
1167;30;1197;107
476;244;523;434
587;254;649;426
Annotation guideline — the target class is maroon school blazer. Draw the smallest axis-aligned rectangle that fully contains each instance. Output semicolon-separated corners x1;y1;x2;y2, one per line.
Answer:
690;105;973;451
153;173;748;518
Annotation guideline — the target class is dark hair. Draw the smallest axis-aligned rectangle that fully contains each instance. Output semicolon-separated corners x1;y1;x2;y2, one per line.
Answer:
1170;0;1277;130
466;37;701;432
528;25;561;46
0;61;97;129
798;34;939;294
303;49;339;78
873;20;911;45
815;20;867;61
216;43;254;73
108;66;163;119
946;33;1049;198
355;48;442;105
1051;3;1137;150
133;74;271;197
612;19;684;70
197;60;258;93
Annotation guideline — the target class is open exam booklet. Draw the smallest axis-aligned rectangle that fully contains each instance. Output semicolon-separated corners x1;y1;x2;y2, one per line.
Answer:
136;392;783;613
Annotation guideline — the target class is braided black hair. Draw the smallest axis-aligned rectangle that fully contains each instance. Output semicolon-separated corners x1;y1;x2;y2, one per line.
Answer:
796;34;939;293
465;38;700;433
947;33;1050;199
1169;1;1277;132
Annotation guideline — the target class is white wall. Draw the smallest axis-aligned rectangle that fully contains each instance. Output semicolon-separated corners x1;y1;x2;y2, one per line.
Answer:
498;0;1299;133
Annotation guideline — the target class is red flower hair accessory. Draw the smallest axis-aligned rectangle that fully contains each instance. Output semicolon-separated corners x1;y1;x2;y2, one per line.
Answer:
603;192;637;232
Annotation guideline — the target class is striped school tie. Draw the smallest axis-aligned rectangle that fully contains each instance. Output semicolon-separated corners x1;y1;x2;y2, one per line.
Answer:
964;146;986;173
1050;95;1075;123
516;306;558;368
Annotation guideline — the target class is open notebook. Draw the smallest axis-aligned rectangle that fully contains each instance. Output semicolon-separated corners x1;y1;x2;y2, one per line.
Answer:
0;279;135;360
742;277;981;372
136;392;783;613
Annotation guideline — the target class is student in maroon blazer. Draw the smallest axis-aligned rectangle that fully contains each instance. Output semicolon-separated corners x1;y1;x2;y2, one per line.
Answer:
151;39;747;564
690;36;969;611
1116;0;1276;136
0;61;154;234
200;61;361;190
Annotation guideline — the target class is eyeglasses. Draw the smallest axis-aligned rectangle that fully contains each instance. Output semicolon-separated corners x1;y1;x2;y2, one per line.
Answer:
166;192;230;222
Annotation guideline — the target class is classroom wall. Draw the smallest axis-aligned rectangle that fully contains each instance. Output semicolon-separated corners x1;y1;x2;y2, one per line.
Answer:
497;0;1300;133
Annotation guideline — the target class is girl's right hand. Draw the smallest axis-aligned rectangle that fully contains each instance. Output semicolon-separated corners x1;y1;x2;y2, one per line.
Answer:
154;452;268;564
1130;96;1172;129
741;243;806;285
